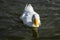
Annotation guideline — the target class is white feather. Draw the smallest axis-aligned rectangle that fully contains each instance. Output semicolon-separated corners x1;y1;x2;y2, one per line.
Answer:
20;4;41;27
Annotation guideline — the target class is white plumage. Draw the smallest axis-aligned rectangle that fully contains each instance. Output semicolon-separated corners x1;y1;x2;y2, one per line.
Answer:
20;4;41;27
20;4;41;38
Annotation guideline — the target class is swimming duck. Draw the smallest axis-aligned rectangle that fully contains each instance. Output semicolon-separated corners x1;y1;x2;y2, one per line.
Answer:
20;4;41;38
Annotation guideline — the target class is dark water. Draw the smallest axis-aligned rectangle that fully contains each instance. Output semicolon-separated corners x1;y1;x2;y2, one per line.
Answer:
0;0;60;40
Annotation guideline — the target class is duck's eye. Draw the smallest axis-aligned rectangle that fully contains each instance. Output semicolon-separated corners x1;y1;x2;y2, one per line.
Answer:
32;14;36;23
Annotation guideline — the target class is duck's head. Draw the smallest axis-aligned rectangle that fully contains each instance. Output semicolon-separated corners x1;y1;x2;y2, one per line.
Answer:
32;14;40;27
24;4;34;12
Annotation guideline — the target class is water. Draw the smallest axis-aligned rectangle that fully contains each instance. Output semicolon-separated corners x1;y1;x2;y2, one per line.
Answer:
0;0;60;40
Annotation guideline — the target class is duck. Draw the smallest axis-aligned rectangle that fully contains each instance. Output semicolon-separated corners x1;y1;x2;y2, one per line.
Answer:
20;4;41;38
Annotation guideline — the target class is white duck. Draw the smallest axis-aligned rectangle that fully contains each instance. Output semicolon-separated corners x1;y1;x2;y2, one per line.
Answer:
20;4;41;38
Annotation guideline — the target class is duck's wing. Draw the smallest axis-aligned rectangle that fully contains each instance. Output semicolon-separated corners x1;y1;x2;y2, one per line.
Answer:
20;12;25;20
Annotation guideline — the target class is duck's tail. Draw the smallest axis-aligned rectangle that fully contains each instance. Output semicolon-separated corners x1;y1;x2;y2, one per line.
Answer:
24;4;34;12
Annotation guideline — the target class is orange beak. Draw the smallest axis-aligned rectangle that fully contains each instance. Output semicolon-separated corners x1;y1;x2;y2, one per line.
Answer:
34;18;39;27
